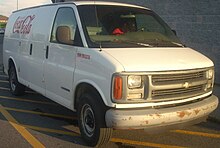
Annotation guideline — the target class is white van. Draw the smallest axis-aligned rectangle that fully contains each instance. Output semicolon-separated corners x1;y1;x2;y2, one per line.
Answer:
3;1;218;147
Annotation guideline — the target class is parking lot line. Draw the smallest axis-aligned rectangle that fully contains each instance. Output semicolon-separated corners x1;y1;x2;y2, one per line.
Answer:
3;106;76;120
0;86;10;91
0;75;8;78
22;123;185;148
4;104;219;148
0;104;45;148
0;80;8;83
0;95;58;105
23;124;79;136
0;87;37;94
5;106;220;139
174;130;220;138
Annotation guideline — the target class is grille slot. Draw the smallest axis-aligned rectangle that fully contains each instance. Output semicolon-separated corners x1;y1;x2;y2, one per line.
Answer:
152;71;205;85
152;85;204;100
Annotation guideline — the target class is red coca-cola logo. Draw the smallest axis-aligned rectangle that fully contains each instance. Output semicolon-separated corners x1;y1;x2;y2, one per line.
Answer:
13;15;35;34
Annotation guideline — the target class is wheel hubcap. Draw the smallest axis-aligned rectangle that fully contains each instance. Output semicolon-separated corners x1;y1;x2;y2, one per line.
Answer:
81;104;95;137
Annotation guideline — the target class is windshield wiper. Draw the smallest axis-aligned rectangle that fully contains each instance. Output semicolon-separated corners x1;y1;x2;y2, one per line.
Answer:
142;39;184;47
114;39;154;47
157;39;184;47
171;41;185;47
136;42;153;47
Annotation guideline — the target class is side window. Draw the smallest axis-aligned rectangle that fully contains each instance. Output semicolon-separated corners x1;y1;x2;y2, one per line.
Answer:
51;7;82;46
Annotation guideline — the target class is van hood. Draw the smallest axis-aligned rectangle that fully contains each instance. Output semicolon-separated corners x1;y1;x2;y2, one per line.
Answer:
104;47;213;72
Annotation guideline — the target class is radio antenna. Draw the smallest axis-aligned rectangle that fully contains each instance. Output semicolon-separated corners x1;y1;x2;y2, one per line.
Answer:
94;1;102;51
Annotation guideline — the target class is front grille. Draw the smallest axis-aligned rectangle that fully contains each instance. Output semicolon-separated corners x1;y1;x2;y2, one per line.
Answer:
152;85;204;100
152;71;204;85
149;69;212;101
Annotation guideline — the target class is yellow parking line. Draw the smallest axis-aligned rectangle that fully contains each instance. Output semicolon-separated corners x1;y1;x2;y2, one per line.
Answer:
23;124;79;137
6;103;220;140
174;130;220;138
23;124;185;148
0;87;10;91
0;75;7;78
0;80;8;83
0;104;45;148
3;106;76;120
0;95;57;105
0;87;37;94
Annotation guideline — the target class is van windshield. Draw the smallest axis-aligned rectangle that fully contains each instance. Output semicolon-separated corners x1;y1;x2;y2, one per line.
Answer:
78;5;183;48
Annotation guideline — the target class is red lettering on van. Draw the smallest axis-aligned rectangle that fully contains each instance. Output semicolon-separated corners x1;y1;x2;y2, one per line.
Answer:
13;15;35;34
77;53;90;60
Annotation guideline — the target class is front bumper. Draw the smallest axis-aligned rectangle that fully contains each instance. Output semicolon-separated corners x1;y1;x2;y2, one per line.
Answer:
105;95;218;130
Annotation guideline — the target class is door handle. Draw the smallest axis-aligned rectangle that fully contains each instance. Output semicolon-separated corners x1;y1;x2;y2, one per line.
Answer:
29;44;33;55
46;46;49;59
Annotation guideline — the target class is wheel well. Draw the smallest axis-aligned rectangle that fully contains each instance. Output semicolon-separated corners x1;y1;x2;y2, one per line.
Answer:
74;83;106;110
8;59;15;72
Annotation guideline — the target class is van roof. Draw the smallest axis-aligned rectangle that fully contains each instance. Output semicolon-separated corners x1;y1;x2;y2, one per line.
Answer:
13;1;149;13
73;1;147;9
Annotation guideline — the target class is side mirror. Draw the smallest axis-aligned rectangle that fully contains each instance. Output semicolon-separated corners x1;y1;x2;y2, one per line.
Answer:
56;26;73;45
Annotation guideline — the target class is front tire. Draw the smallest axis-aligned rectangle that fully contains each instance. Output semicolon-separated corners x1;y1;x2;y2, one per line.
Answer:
9;66;25;96
77;93;112;147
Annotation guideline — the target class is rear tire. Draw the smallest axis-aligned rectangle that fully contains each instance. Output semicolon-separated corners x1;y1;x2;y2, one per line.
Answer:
77;93;112;147
9;66;25;96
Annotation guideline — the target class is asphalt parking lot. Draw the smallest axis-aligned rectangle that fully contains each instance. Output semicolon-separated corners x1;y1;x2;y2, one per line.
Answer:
0;74;84;147
0;34;220;147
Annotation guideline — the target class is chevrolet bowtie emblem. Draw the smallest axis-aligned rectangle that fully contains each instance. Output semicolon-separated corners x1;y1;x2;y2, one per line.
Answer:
183;82;190;88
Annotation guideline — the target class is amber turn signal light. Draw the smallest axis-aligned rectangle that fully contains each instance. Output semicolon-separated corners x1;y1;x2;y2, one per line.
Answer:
113;76;123;100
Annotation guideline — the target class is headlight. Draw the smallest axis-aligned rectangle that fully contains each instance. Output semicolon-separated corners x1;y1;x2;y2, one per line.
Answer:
206;69;214;79
128;75;142;89
112;74;145;103
204;69;214;91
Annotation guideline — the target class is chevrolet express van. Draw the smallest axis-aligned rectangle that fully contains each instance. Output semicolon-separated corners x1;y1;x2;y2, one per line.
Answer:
3;1;218;147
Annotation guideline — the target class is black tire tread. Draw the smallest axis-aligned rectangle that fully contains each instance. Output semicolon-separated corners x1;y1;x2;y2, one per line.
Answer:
98;128;113;147
9;66;25;96
77;93;113;147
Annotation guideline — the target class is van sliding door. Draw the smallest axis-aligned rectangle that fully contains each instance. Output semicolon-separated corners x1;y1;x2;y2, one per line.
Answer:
21;8;56;95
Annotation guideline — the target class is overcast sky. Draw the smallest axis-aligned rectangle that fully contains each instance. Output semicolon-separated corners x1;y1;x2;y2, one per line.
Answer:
0;0;52;17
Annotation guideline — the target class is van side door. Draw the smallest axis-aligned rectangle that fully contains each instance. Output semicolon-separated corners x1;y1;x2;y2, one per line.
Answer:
45;6;83;108
19;8;56;95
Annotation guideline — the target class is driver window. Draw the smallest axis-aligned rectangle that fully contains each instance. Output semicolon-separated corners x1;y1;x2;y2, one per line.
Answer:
51;7;77;45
